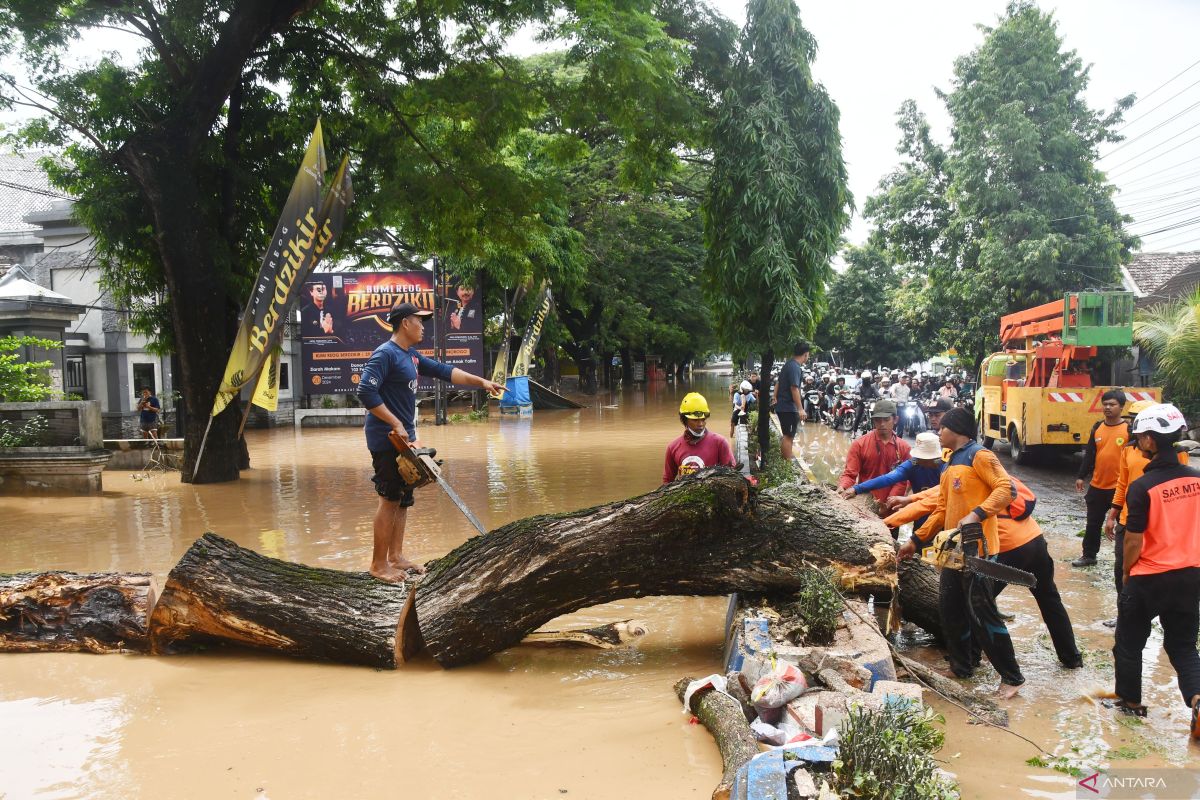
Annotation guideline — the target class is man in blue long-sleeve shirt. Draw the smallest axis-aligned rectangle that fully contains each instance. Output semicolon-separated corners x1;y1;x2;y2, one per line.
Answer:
840;431;945;531
356;300;503;583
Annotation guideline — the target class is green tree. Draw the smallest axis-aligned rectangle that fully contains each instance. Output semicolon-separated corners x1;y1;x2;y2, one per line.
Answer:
0;336;63;402
867;1;1135;366
1;0;711;481
816;243;923;369
702;0;850;461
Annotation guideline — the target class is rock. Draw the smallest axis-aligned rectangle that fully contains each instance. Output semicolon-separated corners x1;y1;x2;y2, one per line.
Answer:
814;693;848;735
871;679;924;706
775;645;872;689
792;768;819;799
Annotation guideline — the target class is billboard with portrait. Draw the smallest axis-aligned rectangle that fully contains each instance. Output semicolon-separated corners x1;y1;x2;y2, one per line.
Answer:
299;271;483;394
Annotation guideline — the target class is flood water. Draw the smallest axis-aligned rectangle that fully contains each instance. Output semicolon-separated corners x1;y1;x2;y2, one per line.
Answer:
1;374;1197;799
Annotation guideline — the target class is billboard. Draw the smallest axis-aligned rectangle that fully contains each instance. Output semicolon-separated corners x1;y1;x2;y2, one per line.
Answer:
299;271;483;394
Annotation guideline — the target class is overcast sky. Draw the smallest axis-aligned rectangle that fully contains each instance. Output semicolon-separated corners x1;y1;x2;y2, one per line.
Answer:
702;0;1200;251
5;1;1200;253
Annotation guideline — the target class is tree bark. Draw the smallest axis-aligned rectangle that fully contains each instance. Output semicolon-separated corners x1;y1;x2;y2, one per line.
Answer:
520;619;647;649
758;349;774;465
897;558;944;642
674;677;759;800
1;572;156;654
149;533;409;668
410;469;899;668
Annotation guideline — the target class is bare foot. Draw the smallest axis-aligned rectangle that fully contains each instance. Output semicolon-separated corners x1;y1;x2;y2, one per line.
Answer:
389;558;427;575
369;566;406;583
996;683;1021;700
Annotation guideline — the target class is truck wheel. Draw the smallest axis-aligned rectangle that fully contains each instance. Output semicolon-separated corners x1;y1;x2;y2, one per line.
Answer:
1009;428;1034;465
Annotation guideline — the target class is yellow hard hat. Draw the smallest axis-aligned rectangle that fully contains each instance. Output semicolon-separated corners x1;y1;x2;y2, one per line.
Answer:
679;392;711;418
1124;399;1155;418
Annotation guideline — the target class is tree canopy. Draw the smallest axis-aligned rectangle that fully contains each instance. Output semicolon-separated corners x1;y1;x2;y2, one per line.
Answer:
0;0;729;480
866;1;1135;366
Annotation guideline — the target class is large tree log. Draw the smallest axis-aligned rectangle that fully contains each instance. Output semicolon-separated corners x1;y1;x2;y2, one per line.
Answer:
409;469;899;668
897;559;944;642
1;572;156;653
674;677;759;800
149;533;409;668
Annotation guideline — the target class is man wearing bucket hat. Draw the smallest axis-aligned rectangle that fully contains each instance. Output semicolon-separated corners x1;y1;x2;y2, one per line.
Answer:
840;431;943;530
1110;403;1200;735
357;300;505;583
665;392;736;483
838;398;911;504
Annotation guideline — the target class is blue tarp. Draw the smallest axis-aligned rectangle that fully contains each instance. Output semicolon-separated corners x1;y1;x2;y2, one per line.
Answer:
501;376;532;413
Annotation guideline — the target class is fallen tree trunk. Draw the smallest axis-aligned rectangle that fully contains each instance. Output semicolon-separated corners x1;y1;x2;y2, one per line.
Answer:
410;469;899;668
1;572;156;653
674;677;759;800
897;559;944;642
520;619;648;649
149;533;409;669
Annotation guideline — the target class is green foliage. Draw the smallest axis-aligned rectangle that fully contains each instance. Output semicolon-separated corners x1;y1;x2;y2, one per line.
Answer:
834;704;957;800
0;415;49;447
816;243;925;367
780;567;841;645
866;1;1135;366
0;336;62;402
1025;754;1086;778
1134;287;1200;402
703;0;851;353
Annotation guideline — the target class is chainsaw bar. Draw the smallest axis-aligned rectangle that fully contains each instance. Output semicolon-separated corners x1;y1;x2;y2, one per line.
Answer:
966;556;1037;588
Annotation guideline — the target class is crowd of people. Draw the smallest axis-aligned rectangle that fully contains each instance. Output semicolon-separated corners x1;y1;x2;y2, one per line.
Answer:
665;340;1200;736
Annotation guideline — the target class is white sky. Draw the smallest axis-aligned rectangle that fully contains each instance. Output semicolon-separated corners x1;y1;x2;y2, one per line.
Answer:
5;1;1200;252
702;0;1200;251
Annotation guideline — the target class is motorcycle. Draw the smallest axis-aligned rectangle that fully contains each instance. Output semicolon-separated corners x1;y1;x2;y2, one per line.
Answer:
832;392;859;432
901;399;927;436
803;389;824;423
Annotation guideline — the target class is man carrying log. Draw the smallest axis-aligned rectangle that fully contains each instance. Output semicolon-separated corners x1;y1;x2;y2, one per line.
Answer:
357;300;504;583
896;407;1025;698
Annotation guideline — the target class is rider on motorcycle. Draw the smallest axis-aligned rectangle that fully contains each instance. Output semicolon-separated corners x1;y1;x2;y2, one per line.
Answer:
853;370;880;432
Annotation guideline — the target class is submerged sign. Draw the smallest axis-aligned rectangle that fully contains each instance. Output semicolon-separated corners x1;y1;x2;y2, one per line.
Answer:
299;271;483;393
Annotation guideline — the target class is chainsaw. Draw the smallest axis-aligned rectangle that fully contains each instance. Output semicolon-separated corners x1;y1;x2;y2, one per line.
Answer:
919;524;1037;588
388;431;488;536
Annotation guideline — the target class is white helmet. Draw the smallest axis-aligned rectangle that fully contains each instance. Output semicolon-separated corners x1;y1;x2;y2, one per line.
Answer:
1131;403;1187;435
739;380;753;393
880;377;891;386
860;370;872;379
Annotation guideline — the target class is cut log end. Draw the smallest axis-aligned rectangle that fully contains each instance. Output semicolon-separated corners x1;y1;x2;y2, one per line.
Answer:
0;571;157;654
521;619;649;649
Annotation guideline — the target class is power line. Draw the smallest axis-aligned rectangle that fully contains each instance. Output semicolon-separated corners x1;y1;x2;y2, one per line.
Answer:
1127;199;1200;229
1114;153;1200;187
1102;96;1200;159
1101;116;1200;170
1116;170;1200;198
1108;130;1200;178
1123;56;1200;115
1133;214;1200;238
0;177;72;200
1118;185;1200;210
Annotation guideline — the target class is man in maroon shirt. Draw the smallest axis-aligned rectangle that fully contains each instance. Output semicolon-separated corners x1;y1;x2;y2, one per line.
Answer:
664;392;736;483
838;399;912;503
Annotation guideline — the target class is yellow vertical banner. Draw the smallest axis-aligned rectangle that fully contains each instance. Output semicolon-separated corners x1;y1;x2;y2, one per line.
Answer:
251;348;281;412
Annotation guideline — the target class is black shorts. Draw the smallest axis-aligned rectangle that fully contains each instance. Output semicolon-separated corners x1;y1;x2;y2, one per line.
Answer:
370;449;415;506
777;411;800;437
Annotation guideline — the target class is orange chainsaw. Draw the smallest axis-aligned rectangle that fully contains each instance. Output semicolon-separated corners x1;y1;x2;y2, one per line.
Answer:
388;431;488;536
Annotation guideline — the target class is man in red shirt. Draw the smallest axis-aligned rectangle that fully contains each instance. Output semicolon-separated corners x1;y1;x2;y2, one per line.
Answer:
664;392;736;483
838;399;911;504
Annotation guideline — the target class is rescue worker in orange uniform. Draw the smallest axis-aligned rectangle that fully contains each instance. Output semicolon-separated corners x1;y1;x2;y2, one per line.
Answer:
1109;403;1200;738
890;475;1083;670
1073;390;1128;567
897;407;1023;697
1103;399;1189;598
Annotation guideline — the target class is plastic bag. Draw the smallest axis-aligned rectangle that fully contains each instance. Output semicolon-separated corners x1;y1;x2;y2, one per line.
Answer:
750;660;808;709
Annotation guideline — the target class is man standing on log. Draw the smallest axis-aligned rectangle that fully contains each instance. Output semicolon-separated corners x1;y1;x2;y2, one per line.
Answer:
898;407;1024;698
664;393;736;483
357;300;504;583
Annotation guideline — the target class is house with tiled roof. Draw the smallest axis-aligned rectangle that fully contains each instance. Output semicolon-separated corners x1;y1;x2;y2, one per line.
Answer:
1120;251;1200;306
0;151;64;276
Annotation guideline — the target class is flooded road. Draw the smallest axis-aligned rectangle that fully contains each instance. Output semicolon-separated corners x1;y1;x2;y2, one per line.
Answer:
2;377;1197;798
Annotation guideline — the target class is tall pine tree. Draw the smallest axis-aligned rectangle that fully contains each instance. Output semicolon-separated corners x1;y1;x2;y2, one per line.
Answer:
702;0;850;462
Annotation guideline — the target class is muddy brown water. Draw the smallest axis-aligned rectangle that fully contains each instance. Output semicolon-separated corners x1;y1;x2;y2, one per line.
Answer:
1;375;1196;798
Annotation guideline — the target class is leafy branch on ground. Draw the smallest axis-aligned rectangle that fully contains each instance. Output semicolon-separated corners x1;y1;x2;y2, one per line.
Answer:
777;567;842;646
833;704;957;800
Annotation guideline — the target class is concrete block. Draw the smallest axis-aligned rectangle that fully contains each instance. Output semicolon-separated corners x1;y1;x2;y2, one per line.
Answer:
871;679;924;706
792;768;818;799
